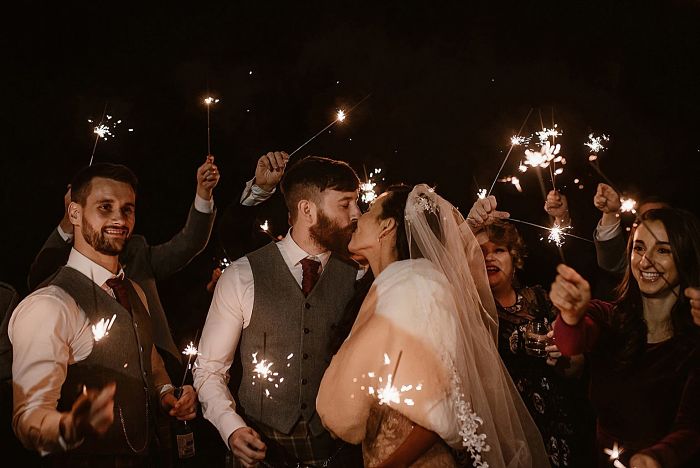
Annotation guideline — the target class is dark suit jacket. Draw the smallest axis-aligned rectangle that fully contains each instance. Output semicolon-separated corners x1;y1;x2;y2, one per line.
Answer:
27;203;215;364
593;229;627;275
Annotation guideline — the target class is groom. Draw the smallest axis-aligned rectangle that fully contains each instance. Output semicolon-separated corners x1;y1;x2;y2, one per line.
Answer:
194;152;364;467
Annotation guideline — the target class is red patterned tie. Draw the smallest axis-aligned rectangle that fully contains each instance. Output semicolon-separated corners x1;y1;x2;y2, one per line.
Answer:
106;277;131;312
300;258;321;297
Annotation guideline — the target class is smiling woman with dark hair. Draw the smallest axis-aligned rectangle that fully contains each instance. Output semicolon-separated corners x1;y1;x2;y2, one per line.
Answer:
552;208;700;468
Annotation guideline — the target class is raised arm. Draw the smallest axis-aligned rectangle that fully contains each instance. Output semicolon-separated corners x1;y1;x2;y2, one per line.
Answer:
148;156;219;280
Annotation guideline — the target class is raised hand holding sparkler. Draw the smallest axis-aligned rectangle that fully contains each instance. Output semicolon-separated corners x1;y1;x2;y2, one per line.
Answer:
60;382;117;445
196;155;220;201
549;264;591;329
544;190;571;227
254;151;289;192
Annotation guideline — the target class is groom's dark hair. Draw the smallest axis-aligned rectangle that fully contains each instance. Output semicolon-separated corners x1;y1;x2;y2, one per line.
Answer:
281;156;360;222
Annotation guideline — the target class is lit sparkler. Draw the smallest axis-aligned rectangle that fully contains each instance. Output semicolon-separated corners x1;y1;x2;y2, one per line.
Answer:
510;135;531;146
584;133;610;154
260;220;269;232
218;257;231;272
88;107;128;166
477;188;487;199
353;351;422;407
536;125;562;143
487;108;534;197
288;94;371;159
497;176;523;193
178;340;200;389
92;314;117;342
620;197;637;214
361;167;383;204
523;141;561;169
547;223;571;247
204;96;220;155
604;442;627;468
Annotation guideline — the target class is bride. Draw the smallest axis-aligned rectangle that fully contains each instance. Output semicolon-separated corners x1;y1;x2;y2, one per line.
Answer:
316;184;548;467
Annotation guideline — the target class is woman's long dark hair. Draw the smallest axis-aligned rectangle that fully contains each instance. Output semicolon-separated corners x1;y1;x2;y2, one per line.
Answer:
328;185;412;355
610;208;700;369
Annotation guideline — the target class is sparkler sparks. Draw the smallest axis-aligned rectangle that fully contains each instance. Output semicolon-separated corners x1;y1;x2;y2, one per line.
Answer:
547;223;571;247
361;168;383;204
251;351;294;397
510;135;530;146
92;314;117;342
584;133;610;154
260;220;269;232
604;442;627;468
218;257;231;271
477;188;487;199
536;125;562;143
203;96;220;155
336;110;346;121
182;342;198;358
354;351;422;407
523;141;561;168
620;197;637;214
88;111;129;166
497;176;523;192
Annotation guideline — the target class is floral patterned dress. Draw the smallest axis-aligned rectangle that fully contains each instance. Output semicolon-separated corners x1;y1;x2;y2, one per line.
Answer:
496;286;596;468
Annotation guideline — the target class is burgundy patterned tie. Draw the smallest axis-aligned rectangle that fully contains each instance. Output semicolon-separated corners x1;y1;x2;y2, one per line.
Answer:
106;277;131;312
300;258;321;297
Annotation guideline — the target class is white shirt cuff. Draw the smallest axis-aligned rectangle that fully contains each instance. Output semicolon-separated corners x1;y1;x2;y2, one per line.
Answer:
57;225;74;242
219;414;249;449
595;219;622;241
194;194;215;214
240;177;276;206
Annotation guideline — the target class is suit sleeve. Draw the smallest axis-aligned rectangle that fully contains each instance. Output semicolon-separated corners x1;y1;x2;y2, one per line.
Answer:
594;230;628;275
147;204;216;280
27;228;72;292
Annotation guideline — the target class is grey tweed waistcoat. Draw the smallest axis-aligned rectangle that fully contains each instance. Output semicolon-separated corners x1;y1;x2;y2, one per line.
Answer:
52;266;157;457
239;242;357;435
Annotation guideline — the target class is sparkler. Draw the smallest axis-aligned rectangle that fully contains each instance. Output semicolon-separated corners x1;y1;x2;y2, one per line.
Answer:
487;108;534;197
288;94;371;159
352;350;422;407
497;176;523;192
584;133;610;156
547;223;571;248
620;197;637;214
476;188;487;199
604;442;627;468
504;218;593;244
177;336;200;390
361;167;382;204
218;257;231;272
92;314;117;342
204;96;220;156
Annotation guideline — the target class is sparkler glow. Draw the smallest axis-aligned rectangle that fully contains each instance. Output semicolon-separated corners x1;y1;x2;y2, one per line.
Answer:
510;135;530;146
497;176;523;192
523;141;561;169
260;220;269;232
547;223;571;247
584;133;610;154
92;314;117;342
203;96;220;155
353;351;422;407
88;110;129;166
288;94;371;159
604;442;627;468
477;188;487;199
536;125;562;143
620;197;637;214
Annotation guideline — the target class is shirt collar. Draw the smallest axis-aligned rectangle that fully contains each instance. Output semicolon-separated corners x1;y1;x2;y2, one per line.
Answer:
67;248;125;287
278;228;331;270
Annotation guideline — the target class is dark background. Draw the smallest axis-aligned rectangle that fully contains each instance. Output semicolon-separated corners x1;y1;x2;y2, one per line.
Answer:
2;0;700;343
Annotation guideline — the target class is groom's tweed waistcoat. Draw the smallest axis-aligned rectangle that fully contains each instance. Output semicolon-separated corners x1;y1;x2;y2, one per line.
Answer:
239;242;357;435
52;266;157;457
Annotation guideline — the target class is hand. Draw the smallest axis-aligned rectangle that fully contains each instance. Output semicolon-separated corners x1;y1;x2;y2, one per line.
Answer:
161;385;197;421
254;151;289;192
545;190;570;225
550;264;590;326
685;287;700;326
206;267;223;294
60;382;116;444
594;183;621;214
466;195;510;233
59;184;74;235
229;426;267;467
196;155;220;200
629;453;661;468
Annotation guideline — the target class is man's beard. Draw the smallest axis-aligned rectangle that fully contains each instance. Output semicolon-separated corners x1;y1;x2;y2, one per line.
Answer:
309;209;356;258
82;217;129;256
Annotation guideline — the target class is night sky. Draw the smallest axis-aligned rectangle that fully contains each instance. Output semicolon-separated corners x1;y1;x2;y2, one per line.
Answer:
3;1;700;340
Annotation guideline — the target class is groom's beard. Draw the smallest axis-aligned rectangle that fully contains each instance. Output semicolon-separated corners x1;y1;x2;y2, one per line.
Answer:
309;209;356;258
